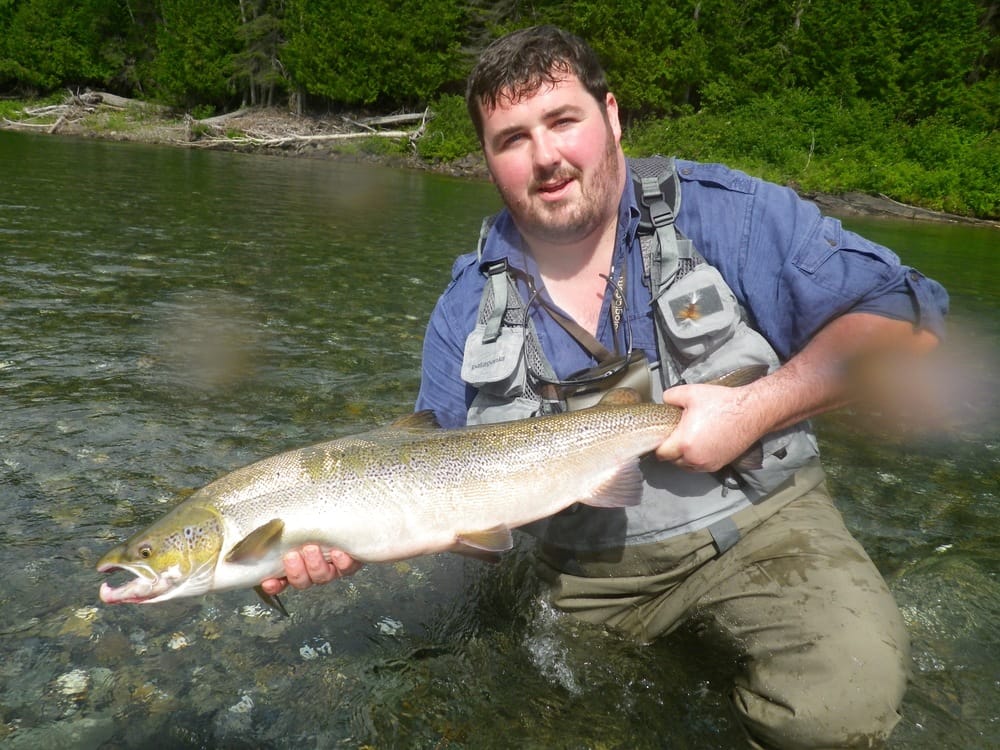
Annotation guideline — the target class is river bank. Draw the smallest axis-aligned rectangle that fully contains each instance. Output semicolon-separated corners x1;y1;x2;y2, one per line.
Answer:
4;95;996;228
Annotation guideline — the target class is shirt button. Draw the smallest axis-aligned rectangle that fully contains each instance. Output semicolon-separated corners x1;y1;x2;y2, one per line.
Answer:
681;168;692;175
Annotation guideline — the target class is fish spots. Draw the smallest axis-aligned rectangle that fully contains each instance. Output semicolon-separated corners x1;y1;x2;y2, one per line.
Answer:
298;445;342;481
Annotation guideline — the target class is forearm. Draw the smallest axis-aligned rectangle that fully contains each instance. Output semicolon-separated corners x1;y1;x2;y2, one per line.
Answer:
657;312;940;471
745;312;940;434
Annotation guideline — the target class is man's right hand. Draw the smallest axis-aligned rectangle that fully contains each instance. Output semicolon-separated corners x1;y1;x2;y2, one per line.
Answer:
258;546;363;596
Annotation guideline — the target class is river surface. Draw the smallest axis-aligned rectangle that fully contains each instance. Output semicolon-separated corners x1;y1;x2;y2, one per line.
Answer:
1;131;997;749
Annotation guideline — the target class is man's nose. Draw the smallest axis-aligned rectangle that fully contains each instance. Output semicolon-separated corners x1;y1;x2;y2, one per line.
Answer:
532;129;561;170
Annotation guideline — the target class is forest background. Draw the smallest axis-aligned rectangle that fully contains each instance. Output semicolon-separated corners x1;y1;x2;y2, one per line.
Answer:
1;0;997;219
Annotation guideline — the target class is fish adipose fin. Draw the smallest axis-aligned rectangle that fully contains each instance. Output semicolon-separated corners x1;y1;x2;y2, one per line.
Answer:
581;459;644;508
226;518;285;563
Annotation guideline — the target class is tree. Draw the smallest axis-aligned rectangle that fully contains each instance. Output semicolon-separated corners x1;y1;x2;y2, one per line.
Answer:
283;0;468;108
0;0;130;91
150;0;241;109
233;0;286;107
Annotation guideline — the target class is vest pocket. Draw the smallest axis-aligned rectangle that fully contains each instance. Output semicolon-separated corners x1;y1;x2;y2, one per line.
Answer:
657;265;739;362
461;323;526;398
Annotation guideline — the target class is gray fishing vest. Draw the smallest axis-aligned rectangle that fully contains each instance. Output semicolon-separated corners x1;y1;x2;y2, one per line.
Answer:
461;157;820;553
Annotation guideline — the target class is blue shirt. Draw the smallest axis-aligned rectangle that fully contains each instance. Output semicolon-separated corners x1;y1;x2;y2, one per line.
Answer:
417;159;949;427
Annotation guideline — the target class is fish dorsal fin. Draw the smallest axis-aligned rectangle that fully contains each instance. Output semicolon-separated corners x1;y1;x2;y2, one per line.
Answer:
225;518;285;563
456;525;514;554
596;387;644;407
704;364;769;388
388;410;442;430
580;459;644;508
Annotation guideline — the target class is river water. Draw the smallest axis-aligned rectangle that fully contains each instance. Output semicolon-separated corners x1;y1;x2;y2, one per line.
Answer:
1;131;997;749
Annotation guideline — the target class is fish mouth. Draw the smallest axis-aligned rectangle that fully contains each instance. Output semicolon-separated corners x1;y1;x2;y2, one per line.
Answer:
97;562;172;604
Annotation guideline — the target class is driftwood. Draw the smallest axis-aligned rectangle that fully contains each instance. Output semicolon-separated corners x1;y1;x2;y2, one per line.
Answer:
2;92;433;156
195;108;255;127
86;91;169;113
195;131;412;148
3;117;52;128
4;90;171;132
344;111;428;131
183;107;431;151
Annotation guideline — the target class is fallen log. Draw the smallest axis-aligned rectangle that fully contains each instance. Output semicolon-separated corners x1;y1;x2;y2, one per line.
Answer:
3;117;57;129
196;108;254;127
359;111;428;127
81;91;170;113
186;130;412;148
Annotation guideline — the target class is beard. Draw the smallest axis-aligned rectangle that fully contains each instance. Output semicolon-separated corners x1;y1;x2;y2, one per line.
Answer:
496;126;622;247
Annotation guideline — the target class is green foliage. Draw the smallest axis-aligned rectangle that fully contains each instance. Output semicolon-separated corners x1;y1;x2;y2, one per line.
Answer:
625;90;999;218
232;1;286;107
417;94;480;161
283;0;468;107
148;0;242;108
0;0;995;217
0;0;130;90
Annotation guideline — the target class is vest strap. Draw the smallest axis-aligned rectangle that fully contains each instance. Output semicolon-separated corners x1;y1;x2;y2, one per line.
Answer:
482;261;509;343
707;516;741;555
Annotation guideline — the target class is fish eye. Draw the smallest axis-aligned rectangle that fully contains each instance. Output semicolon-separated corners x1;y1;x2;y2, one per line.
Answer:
139;544;153;559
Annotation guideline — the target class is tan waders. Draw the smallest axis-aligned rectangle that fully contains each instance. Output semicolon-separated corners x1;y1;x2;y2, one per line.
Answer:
537;462;909;749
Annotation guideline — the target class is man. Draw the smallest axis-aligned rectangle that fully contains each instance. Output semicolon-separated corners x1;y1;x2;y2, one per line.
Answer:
263;26;948;749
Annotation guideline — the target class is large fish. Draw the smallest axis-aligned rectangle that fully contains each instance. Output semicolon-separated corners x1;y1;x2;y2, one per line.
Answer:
97;367;764;608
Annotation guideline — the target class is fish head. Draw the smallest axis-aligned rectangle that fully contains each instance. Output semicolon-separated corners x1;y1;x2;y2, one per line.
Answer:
97;502;225;605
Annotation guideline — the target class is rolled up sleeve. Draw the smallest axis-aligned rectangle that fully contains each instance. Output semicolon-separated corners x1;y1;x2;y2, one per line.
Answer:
732;180;951;359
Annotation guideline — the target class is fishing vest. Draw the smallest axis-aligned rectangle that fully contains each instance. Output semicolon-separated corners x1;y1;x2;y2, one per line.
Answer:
461;157;820;553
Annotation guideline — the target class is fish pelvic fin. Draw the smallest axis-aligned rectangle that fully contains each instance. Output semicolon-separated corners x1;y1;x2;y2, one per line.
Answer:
580;459;644;509
225;518;285;564
254;585;290;617
456;525;514;556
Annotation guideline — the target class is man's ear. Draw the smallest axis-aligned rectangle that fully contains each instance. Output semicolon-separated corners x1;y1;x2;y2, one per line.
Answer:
605;92;622;143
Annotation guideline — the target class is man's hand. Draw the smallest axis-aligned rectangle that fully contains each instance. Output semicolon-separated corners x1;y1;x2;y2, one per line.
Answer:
258;547;363;596
655;312;941;472
655;381;766;472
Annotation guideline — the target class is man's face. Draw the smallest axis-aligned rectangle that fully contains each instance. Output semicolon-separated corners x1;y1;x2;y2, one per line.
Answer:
478;74;624;248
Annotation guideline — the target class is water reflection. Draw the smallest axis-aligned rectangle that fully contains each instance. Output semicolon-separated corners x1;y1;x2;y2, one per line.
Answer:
0;131;997;748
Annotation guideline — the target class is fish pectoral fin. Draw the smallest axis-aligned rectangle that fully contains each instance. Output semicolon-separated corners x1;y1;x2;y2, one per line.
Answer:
225;519;285;564
580;459;644;509
254;585;290;617
456;525;514;554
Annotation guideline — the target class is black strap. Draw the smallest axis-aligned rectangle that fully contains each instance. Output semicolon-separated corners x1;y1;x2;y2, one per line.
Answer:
531;266;628;365
541;302;614;362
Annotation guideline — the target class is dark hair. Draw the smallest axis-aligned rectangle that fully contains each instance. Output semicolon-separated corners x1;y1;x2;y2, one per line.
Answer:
466;25;609;142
